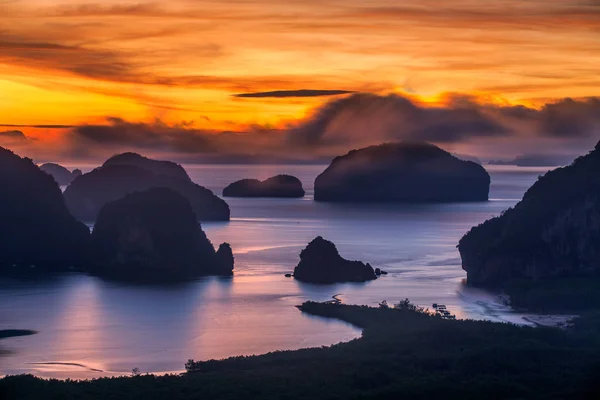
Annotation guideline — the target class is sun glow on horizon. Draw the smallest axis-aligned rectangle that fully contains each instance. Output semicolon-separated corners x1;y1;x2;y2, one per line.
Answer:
1;0;599;161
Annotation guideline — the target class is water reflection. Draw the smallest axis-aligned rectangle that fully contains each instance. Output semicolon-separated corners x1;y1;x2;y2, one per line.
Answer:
0;164;551;378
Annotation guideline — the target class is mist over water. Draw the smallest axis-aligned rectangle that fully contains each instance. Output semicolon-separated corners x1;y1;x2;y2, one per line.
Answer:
0;164;549;378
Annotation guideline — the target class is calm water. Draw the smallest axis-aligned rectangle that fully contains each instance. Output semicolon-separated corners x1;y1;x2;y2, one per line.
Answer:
0;164;550;378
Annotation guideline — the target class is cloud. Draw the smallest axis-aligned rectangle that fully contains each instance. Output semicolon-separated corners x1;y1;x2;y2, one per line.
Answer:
0;124;74;129
66;117;285;160
0;130;27;141
0;130;28;151
0;33;307;92
234;90;354;98
287;93;509;149
538;97;600;138
73;94;600;159
282;93;600;159
7;93;600;163
72;118;217;154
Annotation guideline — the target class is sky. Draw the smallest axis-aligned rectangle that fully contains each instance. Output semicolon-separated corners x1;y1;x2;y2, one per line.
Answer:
1;0;600;162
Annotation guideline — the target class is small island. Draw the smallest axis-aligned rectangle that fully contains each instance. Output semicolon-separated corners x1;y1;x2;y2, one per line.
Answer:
89;188;234;281
5;300;600;399
293;236;376;284
64;153;230;222
223;175;305;198
39;163;82;186
0;147;90;273
314;142;490;202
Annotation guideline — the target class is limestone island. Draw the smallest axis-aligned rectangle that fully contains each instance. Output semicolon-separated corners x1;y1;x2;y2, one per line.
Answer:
293;236;376;284
64;153;230;222
314;142;490;202
89;188;233;281
103;152;191;181
0;147;90;273
223;175;305;198
39;163;82;186
459;141;600;311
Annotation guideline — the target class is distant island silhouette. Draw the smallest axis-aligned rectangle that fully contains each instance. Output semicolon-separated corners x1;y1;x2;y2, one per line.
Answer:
314;142;490;203
487;153;576;167
39;163;82;186
223;175;305;198
64;153;230;222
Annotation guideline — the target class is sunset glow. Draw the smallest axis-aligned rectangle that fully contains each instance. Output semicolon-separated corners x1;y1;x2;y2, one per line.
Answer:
1;0;600;160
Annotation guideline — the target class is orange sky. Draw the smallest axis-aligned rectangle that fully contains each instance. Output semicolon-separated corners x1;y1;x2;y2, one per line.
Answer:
1;0;600;159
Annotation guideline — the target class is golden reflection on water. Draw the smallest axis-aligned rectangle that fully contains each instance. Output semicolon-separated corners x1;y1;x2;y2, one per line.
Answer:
36;277;107;376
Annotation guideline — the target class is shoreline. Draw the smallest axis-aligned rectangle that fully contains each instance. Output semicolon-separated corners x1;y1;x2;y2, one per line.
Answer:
0;330;37;340
4;300;599;399
1;296;580;381
522;314;578;328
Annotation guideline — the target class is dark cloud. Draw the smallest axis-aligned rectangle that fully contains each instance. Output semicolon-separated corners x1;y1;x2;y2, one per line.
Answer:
234;90;354;98
538;97;600;137
72;118;217;154
0;124;74;129
286;93;600;152
287;93;508;149
67;117;286;161
9;93;600;163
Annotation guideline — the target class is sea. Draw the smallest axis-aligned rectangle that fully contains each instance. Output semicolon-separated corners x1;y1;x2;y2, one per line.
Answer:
0;164;552;378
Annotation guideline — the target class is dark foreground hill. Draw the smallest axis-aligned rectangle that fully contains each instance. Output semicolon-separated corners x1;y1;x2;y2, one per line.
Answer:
3;301;600;399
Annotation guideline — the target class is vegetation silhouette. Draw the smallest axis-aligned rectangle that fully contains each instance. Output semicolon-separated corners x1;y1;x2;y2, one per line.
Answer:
3;301;600;399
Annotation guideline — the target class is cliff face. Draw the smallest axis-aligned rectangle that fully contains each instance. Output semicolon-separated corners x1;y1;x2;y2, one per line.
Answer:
89;188;233;280
314;142;490;203
223;175;305;198
0;147;90;272
459;142;600;285
293;236;376;284
64;162;230;222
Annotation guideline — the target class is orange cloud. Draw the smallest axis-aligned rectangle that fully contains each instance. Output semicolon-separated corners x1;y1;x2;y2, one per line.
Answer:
0;0;598;136
4;93;599;165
